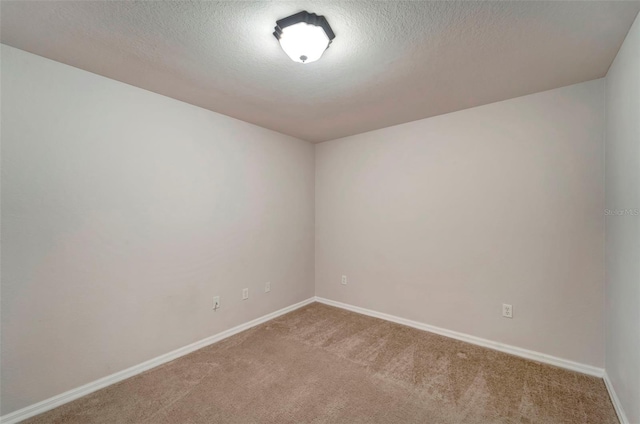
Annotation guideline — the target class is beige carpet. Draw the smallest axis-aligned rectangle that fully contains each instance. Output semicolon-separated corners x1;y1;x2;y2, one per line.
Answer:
24;302;618;423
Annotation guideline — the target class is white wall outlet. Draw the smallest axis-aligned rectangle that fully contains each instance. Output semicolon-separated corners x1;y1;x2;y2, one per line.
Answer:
341;275;347;285
242;288;249;300
265;282;271;293
213;296;220;311
502;304;513;318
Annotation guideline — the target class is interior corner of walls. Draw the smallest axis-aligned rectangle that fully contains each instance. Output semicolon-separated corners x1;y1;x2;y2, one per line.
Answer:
604;372;631;424
602;8;640;424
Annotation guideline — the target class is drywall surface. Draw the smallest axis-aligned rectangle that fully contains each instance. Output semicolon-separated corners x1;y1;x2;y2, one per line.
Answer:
605;13;640;424
316;80;605;367
2;1;639;142
0;45;314;414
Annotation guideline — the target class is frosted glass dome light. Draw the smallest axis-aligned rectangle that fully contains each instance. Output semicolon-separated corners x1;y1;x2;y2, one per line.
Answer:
274;11;335;64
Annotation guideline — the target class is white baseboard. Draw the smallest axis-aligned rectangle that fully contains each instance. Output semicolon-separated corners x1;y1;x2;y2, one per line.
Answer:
0;297;315;424
1;296;613;424
314;297;605;378
604;372;629;424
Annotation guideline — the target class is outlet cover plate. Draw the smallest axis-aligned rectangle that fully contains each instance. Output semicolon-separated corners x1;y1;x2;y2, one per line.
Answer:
502;304;513;318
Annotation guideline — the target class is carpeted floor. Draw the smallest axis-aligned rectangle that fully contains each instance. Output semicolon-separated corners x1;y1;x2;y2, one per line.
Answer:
24;302;618;423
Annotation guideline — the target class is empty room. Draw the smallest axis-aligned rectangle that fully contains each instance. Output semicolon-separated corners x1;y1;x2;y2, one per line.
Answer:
1;1;639;423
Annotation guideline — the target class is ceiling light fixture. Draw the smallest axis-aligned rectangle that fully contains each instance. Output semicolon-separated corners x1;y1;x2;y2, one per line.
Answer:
273;11;335;64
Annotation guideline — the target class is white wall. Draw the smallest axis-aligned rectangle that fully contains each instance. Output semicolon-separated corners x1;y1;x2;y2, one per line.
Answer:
0;45;315;414
605;13;640;424
316;80;605;367
5;29;634;417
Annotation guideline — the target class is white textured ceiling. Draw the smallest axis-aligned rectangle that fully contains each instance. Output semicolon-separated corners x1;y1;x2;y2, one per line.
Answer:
2;1;639;142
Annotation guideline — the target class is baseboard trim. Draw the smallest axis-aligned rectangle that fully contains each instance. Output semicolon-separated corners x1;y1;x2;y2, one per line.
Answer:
0;297;315;424
603;372;629;424
314;297;604;378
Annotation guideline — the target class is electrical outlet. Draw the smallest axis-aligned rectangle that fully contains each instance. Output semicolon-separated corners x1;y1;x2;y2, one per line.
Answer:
265;282;271;293
242;288;249;300
213;296;220;311
502;304;513;318
341;275;347;285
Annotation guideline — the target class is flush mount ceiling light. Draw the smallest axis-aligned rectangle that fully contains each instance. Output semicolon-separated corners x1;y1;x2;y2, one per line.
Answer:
273;11;335;64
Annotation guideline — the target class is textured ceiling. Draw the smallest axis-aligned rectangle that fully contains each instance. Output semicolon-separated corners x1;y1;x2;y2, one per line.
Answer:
2;1;639;142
